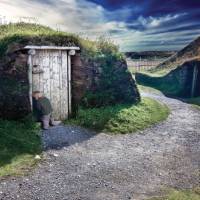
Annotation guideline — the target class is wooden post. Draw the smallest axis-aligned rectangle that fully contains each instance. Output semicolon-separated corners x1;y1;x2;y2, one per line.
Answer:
68;50;76;115
27;50;34;110
191;64;198;97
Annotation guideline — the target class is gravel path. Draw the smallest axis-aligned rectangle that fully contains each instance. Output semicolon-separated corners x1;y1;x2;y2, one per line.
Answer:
0;93;200;200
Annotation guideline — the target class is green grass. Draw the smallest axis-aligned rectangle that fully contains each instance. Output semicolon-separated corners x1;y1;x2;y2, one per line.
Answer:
128;67;172;77
150;67;174;76
0;23;80;56
135;71;183;97
138;84;163;95
185;97;200;110
65;97;170;134
0;118;41;177
0;23;118;58
149;188;200;200
128;66;183;97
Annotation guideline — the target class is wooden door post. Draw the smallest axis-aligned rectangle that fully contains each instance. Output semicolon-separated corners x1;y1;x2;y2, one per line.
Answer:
68;50;75;115
27;49;36;110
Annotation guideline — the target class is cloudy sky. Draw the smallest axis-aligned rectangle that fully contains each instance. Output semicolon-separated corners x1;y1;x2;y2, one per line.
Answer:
0;0;200;52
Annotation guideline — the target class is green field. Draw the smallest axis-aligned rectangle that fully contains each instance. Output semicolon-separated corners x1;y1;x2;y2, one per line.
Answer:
65;97;170;134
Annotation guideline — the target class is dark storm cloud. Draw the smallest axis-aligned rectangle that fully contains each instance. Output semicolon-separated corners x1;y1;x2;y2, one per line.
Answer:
148;24;200;35
88;0;200;15
88;0;200;51
143;0;200;16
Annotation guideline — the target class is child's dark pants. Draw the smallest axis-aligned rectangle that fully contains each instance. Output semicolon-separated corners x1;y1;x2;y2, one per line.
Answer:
41;114;56;129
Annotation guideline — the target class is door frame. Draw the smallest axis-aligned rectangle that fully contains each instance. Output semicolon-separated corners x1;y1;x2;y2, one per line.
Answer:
25;46;80;118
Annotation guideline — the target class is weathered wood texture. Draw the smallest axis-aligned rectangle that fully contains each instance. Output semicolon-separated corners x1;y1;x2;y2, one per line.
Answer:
30;49;71;120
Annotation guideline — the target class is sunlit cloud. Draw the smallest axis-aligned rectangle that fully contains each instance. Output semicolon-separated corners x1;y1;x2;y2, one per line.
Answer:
137;13;187;28
0;0;199;51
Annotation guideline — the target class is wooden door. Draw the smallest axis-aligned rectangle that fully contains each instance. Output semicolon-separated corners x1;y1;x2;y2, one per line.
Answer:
31;49;71;120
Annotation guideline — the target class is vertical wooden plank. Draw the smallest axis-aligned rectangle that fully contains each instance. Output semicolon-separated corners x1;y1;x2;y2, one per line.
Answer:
50;50;56;118
56;50;62;119
68;52;72;115
42;50;51;99
27;54;33;110
38;50;42;92
32;51;40;91
38;50;44;93
49;50;53;115
58;50;62;119
61;50;69;119
51;50;61;119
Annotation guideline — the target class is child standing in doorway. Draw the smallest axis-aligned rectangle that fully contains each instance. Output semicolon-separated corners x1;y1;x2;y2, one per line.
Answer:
32;91;61;130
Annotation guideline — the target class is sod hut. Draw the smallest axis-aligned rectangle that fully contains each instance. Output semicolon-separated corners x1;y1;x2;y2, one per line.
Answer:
136;59;200;98
170;59;200;97
0;23;140;120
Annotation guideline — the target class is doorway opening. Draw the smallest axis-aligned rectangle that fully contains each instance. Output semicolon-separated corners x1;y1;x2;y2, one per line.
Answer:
26;46;80;120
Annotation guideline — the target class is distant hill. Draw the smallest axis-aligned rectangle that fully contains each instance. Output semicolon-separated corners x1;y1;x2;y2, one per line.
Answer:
156;36;200;69
125;51;176;60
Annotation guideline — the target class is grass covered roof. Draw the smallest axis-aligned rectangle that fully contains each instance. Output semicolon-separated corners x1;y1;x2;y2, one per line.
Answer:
0;23;118;58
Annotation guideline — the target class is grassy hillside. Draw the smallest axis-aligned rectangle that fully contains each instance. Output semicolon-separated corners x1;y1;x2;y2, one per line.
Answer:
135;36;200;98
155;36;200;71
0;23;122;60
135;71;183;97
65;97;169;134
0;23;101;58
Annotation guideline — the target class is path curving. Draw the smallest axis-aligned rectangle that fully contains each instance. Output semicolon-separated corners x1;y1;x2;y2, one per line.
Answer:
0;93;200;200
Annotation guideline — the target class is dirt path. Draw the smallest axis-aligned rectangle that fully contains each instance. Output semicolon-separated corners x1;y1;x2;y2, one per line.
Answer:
0;93;200;200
